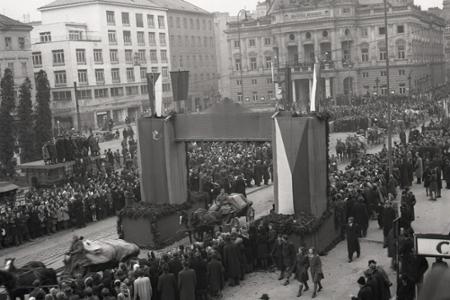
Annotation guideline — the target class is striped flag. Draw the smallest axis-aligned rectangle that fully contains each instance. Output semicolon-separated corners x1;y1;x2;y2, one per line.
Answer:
310;62;321;112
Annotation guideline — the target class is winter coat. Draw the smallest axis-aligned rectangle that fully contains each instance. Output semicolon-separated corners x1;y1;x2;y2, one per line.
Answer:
178;269;196;300
157;273;177;300
309;255;323;283
207;258;224;294
294;254;309;282
223;241;241;279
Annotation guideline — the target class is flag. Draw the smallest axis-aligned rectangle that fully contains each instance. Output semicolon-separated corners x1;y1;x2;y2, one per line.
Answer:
154;74;163;117
146;73;161;116
310;63;321;112
170;71;190;102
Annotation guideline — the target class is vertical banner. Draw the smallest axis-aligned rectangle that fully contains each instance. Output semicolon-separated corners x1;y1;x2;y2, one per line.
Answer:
310;63;321;112
154;74;163;117
170;71;190;101
146;73;160;116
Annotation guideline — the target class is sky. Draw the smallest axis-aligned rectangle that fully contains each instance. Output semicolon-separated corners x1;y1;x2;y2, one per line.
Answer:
0;0;444;22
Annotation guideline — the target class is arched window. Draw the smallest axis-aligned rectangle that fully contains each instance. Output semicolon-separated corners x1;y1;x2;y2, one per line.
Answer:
360;43;369;62
396;39;406;59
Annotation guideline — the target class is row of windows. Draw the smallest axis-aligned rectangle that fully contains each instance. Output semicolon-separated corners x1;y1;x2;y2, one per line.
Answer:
171;54;216;69
236;91;273;102
0;62;28;77
107;30;166;47
235;56;272;71
170;35;214;48
168;15;212;32
233;37;271;48
53;82;171;102
3;36;26;50
106;11;165;29
236;78;273;86
361;69;408;78
52;66;170;87
32;48;168;67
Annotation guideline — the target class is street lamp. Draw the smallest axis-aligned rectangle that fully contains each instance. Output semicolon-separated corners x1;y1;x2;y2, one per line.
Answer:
237;9;248;103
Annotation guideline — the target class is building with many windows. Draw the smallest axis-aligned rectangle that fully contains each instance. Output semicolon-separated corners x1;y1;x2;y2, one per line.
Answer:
30;0;171;131
224;0;445;107
0;14;34;99
151;0;218;112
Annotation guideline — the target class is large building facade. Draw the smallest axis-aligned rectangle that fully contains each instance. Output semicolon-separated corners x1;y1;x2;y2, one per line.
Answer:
0;14;34;99
224;0;446;107
31;0;172;131
150;0;218;112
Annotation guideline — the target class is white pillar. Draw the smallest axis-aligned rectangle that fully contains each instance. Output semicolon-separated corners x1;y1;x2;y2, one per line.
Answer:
325;78;331;98
309;79;313;101
292;80;296;104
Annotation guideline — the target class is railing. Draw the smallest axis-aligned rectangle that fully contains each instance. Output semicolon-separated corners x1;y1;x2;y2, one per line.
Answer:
32;34;101;44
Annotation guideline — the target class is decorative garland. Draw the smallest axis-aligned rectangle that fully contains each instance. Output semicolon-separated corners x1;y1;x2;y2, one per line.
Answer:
117;192;208;248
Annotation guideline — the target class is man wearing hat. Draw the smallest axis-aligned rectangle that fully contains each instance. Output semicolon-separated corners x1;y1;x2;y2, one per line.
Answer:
351;276;374;300
345;217;361;263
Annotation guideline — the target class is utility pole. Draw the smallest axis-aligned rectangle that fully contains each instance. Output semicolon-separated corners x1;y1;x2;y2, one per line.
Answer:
237;9;247;103
383;0;393;179
74;81;81;132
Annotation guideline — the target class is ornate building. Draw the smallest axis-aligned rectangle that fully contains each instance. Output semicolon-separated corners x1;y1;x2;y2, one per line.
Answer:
224;0;445;107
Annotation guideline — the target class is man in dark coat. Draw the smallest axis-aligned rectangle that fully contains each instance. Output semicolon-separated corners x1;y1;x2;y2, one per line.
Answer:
271;235;284;279
157;264;177;300
190;251;208;300
206;253;224;297
232;175;247;197
178;260;196;300
351;197;369;237
345;217;361;262
222;234;241;286
281;235;296;285
397;274;415;300
382;202;396;247
352;276;374;300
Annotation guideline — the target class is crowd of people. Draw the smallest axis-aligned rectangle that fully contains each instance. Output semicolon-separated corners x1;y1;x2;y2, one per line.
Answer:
0;169;139;249
187;142;273;200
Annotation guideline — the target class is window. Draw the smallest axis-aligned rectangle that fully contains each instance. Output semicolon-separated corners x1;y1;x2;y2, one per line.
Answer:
265;56;272;69
342;7;351;14
94;88;108;98
250;57;257;70
110;49;119;63
69;31;82;40
126;68;135;82
77;89;92;100
158;16;165;29
8;62;14;75
54;71;67;86
252;79;257;85
52;91;71;101
253;92;258;101
249;39;256;47
106;11;115;25
21;62;27;76
162;83;171;92
147;14;154;28
126;86;139;95
160;50;167;63
190;18;194;29
235;58;241;71
381;71;386;76
148;32;156;45
236;80;242;85
136;13;143;27
196;19;200;30
344;28;351;36
266;78;272;84
138;50;146;63
305;32;311;40
32;52;42;67
123;31;132;45
202;19;206;30
399;69;405;76
78;70;88;84
159;33;166;46
93;49;103;64
95;69;105;84
379;47;387;60
4;37;12;50
125;50;133;64
322;30;329;38
399;83;406;94
210;37;214;48
137;32;145;45
122;12;130;26
75;49;86;64
362;72;369;78
162;67;168;78
361;28;368;37
108;30;117;44
208;20;212;31
18;37;25;50
361;48;369;62
150;50;158;63
237;92;243;102
234;40;240;48
397;25;405;34
151;67;158;73
111;87;124;97
141;85;148;94
39;32;51;43
398;45;406;59
176;17;180;28
52;50;65;65
111;68;120;83
140;67;147;80
379;27;386;35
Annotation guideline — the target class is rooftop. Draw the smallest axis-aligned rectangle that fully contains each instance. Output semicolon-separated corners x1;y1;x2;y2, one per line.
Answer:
147;0;210;14
0;13;33;31
39;0;162;10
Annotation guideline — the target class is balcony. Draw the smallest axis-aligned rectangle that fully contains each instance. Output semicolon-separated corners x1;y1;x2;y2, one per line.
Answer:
32;34;101;44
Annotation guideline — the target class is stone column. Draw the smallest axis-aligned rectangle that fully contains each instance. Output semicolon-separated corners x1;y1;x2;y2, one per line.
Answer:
292;79;297;104
325;78;331;98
